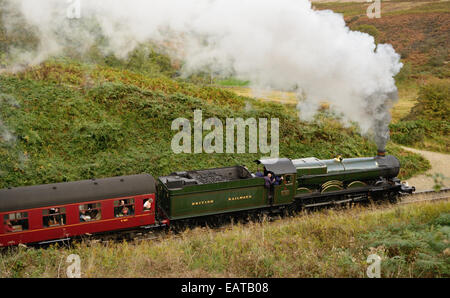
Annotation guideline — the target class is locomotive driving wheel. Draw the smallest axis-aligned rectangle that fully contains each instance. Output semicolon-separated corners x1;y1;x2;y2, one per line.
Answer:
388;191;399;203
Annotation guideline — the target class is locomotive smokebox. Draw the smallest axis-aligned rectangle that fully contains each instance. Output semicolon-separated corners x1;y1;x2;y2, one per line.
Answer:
377;149;386;158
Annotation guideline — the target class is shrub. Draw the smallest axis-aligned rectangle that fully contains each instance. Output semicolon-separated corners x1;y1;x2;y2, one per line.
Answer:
351;24;380;43
395;62;412;83
390;120;426;145
364;211;450;277
407;81;450;121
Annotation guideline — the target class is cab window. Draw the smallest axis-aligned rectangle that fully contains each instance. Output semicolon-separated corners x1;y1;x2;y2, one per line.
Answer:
114;199;135;217
3;212;29;233
79;203;102;222
285;175;293;185
43;207;66;227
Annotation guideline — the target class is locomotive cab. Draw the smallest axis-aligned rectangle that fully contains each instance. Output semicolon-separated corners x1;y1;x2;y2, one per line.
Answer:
255;158;297;206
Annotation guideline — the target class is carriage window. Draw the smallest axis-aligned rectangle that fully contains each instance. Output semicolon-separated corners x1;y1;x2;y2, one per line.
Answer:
3;212;29;233
143;198;153;212
114;199;135;217
43;207;66;227
79;203;102;222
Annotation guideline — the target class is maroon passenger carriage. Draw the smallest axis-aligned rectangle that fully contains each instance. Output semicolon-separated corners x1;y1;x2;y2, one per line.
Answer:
0;174;165;247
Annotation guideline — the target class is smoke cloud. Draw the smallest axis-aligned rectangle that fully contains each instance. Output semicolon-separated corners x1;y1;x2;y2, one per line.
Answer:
1;0;402;150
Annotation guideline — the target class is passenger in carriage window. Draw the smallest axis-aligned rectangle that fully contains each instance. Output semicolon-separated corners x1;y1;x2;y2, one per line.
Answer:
80;209;91;222
143;199;152;211
116;200;126;217
56;208;65;225
49;208;56;224
52;208;62;225
5;214;28;231
90;209;99;220
4;220;13;233
119;206;129;217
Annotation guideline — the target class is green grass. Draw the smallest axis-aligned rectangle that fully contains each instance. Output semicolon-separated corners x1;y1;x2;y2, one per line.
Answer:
1;201;448;277
390;119;449;153
362;210;450;277
390;80;450;153
216;78;250;87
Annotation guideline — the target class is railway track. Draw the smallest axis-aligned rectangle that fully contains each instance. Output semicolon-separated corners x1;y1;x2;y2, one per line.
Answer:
131;188;450;242
13;188;450;249
399;188;450;205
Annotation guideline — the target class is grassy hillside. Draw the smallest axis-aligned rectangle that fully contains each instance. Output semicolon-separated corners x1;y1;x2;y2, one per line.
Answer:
1;201;448;278
313;1;450;153
213;2;449;153
0;59;430;188
390;81;449;152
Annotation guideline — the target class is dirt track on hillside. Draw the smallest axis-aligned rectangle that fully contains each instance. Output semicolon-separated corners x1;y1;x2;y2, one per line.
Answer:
401;147;450;191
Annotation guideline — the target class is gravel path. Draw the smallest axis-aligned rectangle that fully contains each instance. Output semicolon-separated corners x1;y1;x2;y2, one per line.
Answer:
401;146;450;191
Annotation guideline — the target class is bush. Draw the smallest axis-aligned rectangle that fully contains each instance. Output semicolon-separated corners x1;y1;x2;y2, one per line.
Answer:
363;212;450;277
76;121;124;152
351;24;380;43
390;118;449;153
390;120;426;145
407;81;450;121
395;62;412;83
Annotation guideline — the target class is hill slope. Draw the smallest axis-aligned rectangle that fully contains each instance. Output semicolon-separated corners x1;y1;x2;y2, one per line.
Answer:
0;59;429;188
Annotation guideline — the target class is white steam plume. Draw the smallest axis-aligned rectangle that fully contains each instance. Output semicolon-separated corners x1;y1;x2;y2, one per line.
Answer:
2;0;402;150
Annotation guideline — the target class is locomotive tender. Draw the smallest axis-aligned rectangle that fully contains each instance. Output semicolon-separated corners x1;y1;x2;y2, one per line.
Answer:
0;153;414;247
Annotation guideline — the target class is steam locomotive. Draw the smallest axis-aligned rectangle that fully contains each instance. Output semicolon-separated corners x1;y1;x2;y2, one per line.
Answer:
0;152;415;247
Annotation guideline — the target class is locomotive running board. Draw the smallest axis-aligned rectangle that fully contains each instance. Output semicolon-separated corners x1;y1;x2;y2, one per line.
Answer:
141;223;167;229
333;198;354;204
303;198;354;208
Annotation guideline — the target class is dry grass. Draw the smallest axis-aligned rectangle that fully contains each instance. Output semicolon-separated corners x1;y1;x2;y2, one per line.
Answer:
224;86;299;105
226;83;417;124
1;201;448;278
313;1;448;18
392;82;420;122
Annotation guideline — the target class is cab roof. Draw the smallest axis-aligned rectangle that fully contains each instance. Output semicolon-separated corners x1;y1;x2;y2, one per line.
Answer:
255;158;297;175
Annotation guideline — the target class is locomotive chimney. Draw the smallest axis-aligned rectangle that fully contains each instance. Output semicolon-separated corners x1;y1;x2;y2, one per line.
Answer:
377;149;386;158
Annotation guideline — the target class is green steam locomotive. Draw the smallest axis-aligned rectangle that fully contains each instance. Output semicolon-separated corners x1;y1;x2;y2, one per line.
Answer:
157;152;415;222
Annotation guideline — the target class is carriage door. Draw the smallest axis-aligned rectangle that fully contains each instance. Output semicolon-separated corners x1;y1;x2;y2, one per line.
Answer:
273;174;295;206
